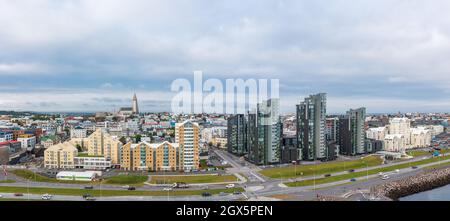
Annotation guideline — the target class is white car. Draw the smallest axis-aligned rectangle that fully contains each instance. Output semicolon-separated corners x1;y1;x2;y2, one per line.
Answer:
395;169;400;173
122;185;130;189
42;193;53;200
163;187;172;191
0;194;3;198
226;184;235;189
381;175;390;180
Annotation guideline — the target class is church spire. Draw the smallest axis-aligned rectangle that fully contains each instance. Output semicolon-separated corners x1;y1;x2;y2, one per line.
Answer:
132;93;139;114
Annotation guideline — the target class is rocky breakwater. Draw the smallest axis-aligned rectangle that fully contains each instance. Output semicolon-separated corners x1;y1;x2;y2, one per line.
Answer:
375;167;450;200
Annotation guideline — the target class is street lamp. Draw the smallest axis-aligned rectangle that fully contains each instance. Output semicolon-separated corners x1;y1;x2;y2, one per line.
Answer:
310;167;316;191
294;161;297;178
27;176;30;201
365;161;369;181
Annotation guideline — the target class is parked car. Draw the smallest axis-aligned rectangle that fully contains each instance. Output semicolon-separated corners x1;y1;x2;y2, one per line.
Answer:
163;187;172;191
381;175;390;180
202;192;211;197
121;185;130;189
350;178;357;182
0;194;3;198
219;192;228;196
84;186;94;190
324;174;331;177
233;191;241;195
14;193;23;197
127;186;136;191
412;166;418;169
348;169;355;173
85;197;96;201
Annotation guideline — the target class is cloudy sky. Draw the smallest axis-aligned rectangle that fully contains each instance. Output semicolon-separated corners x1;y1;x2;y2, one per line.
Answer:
1;0;450;113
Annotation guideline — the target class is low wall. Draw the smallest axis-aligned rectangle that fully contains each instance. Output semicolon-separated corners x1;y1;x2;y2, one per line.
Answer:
375;167;450;200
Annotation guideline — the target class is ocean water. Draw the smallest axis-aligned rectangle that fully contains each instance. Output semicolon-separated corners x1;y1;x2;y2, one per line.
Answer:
400;184;450;201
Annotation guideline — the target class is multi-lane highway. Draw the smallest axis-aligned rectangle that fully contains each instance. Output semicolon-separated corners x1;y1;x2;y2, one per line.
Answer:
1;147;450;201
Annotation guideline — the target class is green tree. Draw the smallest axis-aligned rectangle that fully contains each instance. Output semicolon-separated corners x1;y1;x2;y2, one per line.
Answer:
134;134;142;143
75;144;82;152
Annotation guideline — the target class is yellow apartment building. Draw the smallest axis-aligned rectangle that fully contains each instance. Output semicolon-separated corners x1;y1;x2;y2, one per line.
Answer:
44;142;78;169
175;120;200;171
121;141;180;171
86;128;121;165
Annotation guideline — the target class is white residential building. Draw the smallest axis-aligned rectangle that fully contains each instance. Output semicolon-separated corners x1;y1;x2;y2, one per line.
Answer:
366;127;388;140
410;128;432;148
384;134;407;153
18;136;36;151
70;126;87;139
201;128;213;143
417;125;444;137
388;118;411;148
211;126;227;138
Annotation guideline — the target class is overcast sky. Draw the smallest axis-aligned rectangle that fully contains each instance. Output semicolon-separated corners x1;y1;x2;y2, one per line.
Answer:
1;0;450;113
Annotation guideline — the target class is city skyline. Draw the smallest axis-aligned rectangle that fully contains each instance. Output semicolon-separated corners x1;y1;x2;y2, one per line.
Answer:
1;0;450;113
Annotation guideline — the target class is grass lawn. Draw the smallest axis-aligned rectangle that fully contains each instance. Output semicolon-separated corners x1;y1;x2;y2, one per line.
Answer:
408;149;450;157
103;175;148;185
286;154;450;187
0;186;244;197
0;198;41;201
199;159;208;169
0;179;16;183
199;159;231;170
77;153;104;157
423;161;450;170
11;169;150;186
10;169;97;184
407;150;431;157
260;155;383;179
149;174;239;184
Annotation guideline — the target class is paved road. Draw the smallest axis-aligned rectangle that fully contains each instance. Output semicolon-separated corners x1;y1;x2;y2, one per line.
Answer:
248;158;450;201
0;192;246;201
2;148;450;201
212;149;266;183
0;171;236;191
281;153;445;183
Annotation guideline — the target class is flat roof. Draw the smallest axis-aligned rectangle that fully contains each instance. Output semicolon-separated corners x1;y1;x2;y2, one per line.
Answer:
56;171;97;177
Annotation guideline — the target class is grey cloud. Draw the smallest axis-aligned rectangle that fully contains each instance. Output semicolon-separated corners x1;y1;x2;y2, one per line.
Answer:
0;0;450;112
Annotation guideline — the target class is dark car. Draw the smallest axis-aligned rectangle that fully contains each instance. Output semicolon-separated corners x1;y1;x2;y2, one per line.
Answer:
14;193;23;197
128;187;136;191
84;186;94;190
412;166;418;169
233;191;241;195
324;174;331;177
82;194;92;198
348;169;355;173
202;192;211;197
350;178;357;182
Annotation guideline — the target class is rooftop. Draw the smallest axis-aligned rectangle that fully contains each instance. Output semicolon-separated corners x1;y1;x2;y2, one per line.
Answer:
77;152;104;158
